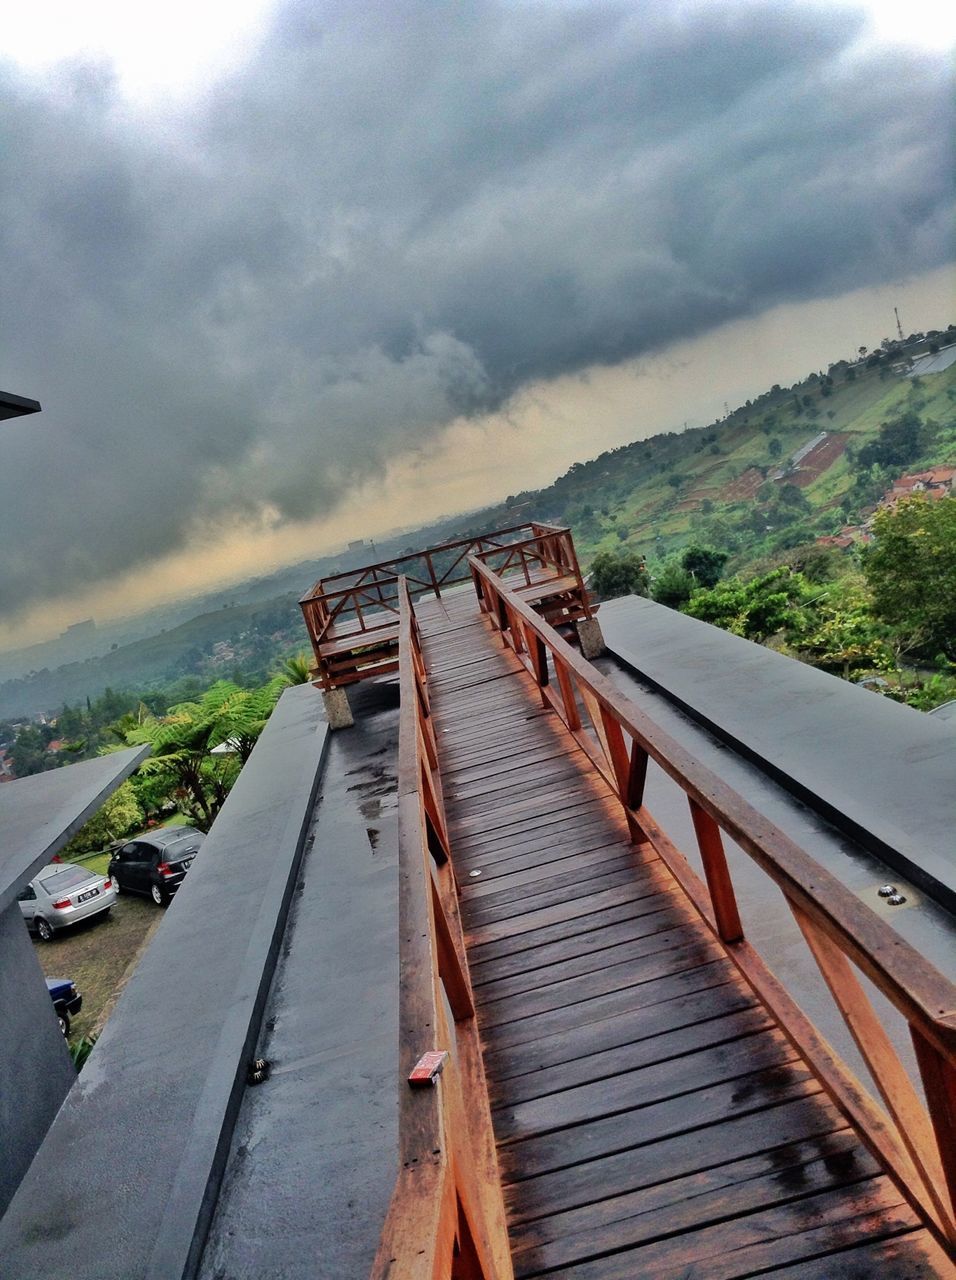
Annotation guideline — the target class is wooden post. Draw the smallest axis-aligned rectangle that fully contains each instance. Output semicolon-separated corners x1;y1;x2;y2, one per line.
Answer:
911;1026;956;1241
553;657;581;731
791;905;956;1242
688;800;744;944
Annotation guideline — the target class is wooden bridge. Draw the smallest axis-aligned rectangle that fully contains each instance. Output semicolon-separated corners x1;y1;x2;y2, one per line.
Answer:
339;527;956;1279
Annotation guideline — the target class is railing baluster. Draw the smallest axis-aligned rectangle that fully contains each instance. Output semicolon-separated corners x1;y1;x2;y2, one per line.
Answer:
430;876;473;1020
911;1027;956;1233
578;687;616;791
427;551;441;599
688;800;744;945
553;656;581;731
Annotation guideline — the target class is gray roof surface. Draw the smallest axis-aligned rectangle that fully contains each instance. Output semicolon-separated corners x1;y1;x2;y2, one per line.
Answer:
600;596;956;912
0;686;331;1279
0;745;149;911
198;680;400;1280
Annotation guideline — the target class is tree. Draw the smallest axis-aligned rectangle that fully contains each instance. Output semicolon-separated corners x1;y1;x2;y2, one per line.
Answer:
793;580;890;678
681;545;727;589
686;569;812;643
768;438;783;459
59;782;144;857
589;550;650;601
856;411;927;470
10;725;54;777
863;496;956;660
652;561;695;609
277;652;314;686
121;678;285;830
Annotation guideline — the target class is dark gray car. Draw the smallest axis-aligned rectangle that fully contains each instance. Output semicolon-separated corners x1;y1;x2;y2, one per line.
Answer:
108;827;204;905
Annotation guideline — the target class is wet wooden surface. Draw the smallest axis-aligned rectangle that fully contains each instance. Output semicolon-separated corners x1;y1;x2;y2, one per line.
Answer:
418;591;952;1278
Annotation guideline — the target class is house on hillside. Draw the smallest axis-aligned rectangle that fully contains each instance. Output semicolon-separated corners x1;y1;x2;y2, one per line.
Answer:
879;466;955;510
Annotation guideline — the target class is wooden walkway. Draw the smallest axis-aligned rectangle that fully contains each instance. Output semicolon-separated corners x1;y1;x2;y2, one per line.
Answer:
417;591;951;1279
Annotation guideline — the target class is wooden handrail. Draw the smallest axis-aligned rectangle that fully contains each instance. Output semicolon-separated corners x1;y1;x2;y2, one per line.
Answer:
468;553;956;1249
299;523;589;675
370;580;513;1280
299;523;555;603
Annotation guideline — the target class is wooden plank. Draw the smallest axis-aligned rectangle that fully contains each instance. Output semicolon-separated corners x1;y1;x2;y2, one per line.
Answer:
452;812;628;865
477;938;723;1032
475;921;705;1004
470;898;693;988
481;959;739;1055
484;980;756;1084
511;1130;873;1276
445;763;587;815
461;839;652;898
440;740;578;788
466;887;686;967
502;1085;831;1224
495;1026;791;1144
464;861;668;928
466;875;678;948
759;1230;956;1277
490;1005;772;1109
499;1058;817;1184
550;1181;917;1280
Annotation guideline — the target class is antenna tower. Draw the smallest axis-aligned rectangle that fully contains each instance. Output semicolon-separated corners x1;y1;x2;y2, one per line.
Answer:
894;306;904;343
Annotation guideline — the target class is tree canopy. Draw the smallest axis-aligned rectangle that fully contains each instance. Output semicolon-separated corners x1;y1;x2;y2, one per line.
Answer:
589;549;650;600
863;496;956;660
681;544;727;589
685;568;813;643
121;678;285;831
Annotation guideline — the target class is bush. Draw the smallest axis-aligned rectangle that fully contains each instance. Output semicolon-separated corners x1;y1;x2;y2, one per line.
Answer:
681;545;728;589
589;550;650;601
653;562;695;609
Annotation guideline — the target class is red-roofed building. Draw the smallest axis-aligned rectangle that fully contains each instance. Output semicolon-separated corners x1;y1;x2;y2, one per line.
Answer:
879;466;955;510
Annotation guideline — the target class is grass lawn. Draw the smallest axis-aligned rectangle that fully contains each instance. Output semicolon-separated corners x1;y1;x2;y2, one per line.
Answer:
33;896;161;1042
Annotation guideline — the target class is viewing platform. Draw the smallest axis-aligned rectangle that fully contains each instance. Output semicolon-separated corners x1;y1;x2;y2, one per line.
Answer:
298;522;601;723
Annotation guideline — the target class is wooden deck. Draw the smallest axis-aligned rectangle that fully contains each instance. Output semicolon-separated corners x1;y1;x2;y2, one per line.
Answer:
416;591;952;1279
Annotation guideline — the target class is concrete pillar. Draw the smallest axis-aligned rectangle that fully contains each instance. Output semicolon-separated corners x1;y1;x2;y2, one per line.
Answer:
322;686;354;729
576;616;606;660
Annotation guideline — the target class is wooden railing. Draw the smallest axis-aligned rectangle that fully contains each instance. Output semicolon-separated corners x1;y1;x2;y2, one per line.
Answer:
299;523;589;689
370;579;513;1280
468;555;956;1251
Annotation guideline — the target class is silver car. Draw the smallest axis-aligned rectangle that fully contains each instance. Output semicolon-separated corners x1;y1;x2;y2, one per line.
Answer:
17;862;117;941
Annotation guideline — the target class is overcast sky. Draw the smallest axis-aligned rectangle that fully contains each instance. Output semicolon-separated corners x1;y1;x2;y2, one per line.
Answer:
1;0;953;646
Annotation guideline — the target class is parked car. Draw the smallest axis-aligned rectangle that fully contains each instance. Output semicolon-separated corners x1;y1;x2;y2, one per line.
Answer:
108;827;204;906
47;977;82;1036
18;863;117;941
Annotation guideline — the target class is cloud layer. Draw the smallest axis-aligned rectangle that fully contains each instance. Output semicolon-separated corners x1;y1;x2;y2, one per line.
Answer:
1;0;952;617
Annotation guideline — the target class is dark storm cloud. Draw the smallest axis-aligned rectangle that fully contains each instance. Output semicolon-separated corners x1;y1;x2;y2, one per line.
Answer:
0;0;952;615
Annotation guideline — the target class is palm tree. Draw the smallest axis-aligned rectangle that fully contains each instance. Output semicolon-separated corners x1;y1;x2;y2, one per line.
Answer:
121;679;284;830
277;652;314;686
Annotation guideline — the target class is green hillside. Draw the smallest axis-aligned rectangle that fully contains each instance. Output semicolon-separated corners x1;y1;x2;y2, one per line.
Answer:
4;330;954;719
474;341;956;575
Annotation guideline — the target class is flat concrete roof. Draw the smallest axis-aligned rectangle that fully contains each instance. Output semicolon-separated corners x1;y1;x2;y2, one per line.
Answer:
600;596;956;912
0;745;150;911
199;680;400;1280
